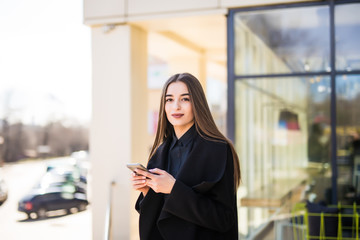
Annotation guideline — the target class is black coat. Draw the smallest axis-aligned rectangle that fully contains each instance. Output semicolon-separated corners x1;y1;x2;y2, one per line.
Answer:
135;133;238;240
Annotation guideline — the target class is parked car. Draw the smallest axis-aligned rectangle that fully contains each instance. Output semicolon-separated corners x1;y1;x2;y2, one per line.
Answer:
18;188;88;219
37;170;87;194
46;158;88;184
0;169;8;206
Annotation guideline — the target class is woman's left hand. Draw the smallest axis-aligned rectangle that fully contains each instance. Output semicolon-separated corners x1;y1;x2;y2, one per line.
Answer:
135;168;175;194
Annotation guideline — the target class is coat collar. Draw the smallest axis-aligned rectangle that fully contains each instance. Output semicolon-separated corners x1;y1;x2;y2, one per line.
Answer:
147;131;199;174
170;124;196;150
148;132;203;183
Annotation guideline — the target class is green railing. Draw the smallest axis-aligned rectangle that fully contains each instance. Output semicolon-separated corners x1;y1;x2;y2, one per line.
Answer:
292;202;360;240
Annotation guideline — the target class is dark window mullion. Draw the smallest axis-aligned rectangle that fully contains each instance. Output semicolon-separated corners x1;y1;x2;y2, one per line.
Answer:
231;1;329;14
334;0;360;5
330;0;338;205
234;72;332;80
233;71;360;81
227;10;236;143
334;70;360;75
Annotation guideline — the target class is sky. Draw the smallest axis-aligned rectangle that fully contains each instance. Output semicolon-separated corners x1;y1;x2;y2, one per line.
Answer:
0;0;91;126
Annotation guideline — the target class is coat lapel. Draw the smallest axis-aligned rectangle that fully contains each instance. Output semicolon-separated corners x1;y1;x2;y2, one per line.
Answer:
170;134;228;192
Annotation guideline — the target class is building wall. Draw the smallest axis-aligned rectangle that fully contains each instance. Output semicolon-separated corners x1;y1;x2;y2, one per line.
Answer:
90;24;148;239
84;0;314;239
89;23;208;240
84;0;312;25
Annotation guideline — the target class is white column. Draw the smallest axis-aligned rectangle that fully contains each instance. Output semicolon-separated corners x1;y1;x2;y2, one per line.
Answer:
90;24;148;240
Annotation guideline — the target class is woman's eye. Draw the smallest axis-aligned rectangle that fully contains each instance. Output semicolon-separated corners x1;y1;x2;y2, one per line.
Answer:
165;98;173;102
181;98;190;101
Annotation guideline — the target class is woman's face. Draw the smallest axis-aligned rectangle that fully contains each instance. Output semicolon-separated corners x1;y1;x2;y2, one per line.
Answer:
165;81;194;134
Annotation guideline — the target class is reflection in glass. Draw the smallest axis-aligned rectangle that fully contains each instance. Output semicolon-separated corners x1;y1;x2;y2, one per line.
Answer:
234;6;330;75
308;122;330;164
335;4;360;71
235;76;331;237
336;75;360;204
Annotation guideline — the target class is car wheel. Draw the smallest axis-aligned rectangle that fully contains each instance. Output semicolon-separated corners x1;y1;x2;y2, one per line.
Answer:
77;203;87;212
28;212;37;219
37;208;46;219
67;208;75;214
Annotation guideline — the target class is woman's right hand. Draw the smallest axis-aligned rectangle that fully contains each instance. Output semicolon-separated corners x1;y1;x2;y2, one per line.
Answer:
131;172;150;196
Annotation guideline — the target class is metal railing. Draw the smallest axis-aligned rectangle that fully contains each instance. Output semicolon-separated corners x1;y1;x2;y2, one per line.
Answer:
104;181;116;240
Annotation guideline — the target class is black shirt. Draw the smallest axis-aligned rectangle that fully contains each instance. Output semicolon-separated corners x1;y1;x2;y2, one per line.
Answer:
167;124;196;177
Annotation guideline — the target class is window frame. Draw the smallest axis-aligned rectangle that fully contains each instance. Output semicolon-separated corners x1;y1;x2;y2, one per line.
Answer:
227;0;360;205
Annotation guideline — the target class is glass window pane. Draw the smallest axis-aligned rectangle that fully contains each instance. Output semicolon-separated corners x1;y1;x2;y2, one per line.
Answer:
235;76;332;236
234;6;330;75
336;75;360;204
335;4;360;71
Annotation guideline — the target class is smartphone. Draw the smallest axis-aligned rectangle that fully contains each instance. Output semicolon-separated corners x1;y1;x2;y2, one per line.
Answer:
127;163;149;175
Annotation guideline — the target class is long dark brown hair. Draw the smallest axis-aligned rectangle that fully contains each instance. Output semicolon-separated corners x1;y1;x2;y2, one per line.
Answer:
149;73;241;189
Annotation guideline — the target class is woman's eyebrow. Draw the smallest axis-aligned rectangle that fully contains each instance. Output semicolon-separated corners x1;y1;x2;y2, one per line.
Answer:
165;93;190;97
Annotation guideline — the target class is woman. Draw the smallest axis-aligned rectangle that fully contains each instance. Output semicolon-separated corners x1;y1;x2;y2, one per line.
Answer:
131;73;241;240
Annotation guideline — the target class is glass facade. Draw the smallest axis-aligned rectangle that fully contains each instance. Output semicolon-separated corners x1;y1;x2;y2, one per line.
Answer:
229;1;360;238
234;6;330;75
336;75;360;203
335;4;360;71
235;76;332;237
235;76;331;187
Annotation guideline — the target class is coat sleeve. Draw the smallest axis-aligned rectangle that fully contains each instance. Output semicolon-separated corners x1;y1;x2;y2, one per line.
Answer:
135;192;144;213
162;144;236;232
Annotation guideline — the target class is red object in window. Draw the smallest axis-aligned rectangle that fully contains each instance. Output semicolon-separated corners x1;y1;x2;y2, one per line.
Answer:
279;109;300;131
25;202;33;210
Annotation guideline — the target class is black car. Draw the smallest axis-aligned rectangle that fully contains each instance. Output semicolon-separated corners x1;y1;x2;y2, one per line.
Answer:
18;188;88;219
0;173;8;206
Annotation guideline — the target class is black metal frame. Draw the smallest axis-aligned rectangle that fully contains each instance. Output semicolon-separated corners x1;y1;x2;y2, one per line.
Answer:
227;0;360;204
329;0;338;205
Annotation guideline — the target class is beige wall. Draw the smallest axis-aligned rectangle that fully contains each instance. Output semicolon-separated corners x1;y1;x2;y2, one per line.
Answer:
128;0;218;15
84;0;313;25
90;24;148;239
84;0;126;24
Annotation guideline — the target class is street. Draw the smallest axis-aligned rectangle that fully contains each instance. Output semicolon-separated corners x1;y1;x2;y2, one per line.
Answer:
0;159;92;240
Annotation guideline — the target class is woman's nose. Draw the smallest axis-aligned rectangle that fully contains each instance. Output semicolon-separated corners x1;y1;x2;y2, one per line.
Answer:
174;100;181;109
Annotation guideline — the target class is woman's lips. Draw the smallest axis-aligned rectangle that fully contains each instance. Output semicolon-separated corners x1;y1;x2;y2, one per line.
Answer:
171;114;184;118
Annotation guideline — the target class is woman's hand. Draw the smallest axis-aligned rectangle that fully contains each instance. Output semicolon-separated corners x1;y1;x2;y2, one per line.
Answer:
135;168;175;194
131;172;149;196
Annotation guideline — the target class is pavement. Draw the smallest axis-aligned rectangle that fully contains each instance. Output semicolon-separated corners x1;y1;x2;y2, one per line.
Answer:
0;159;92;240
